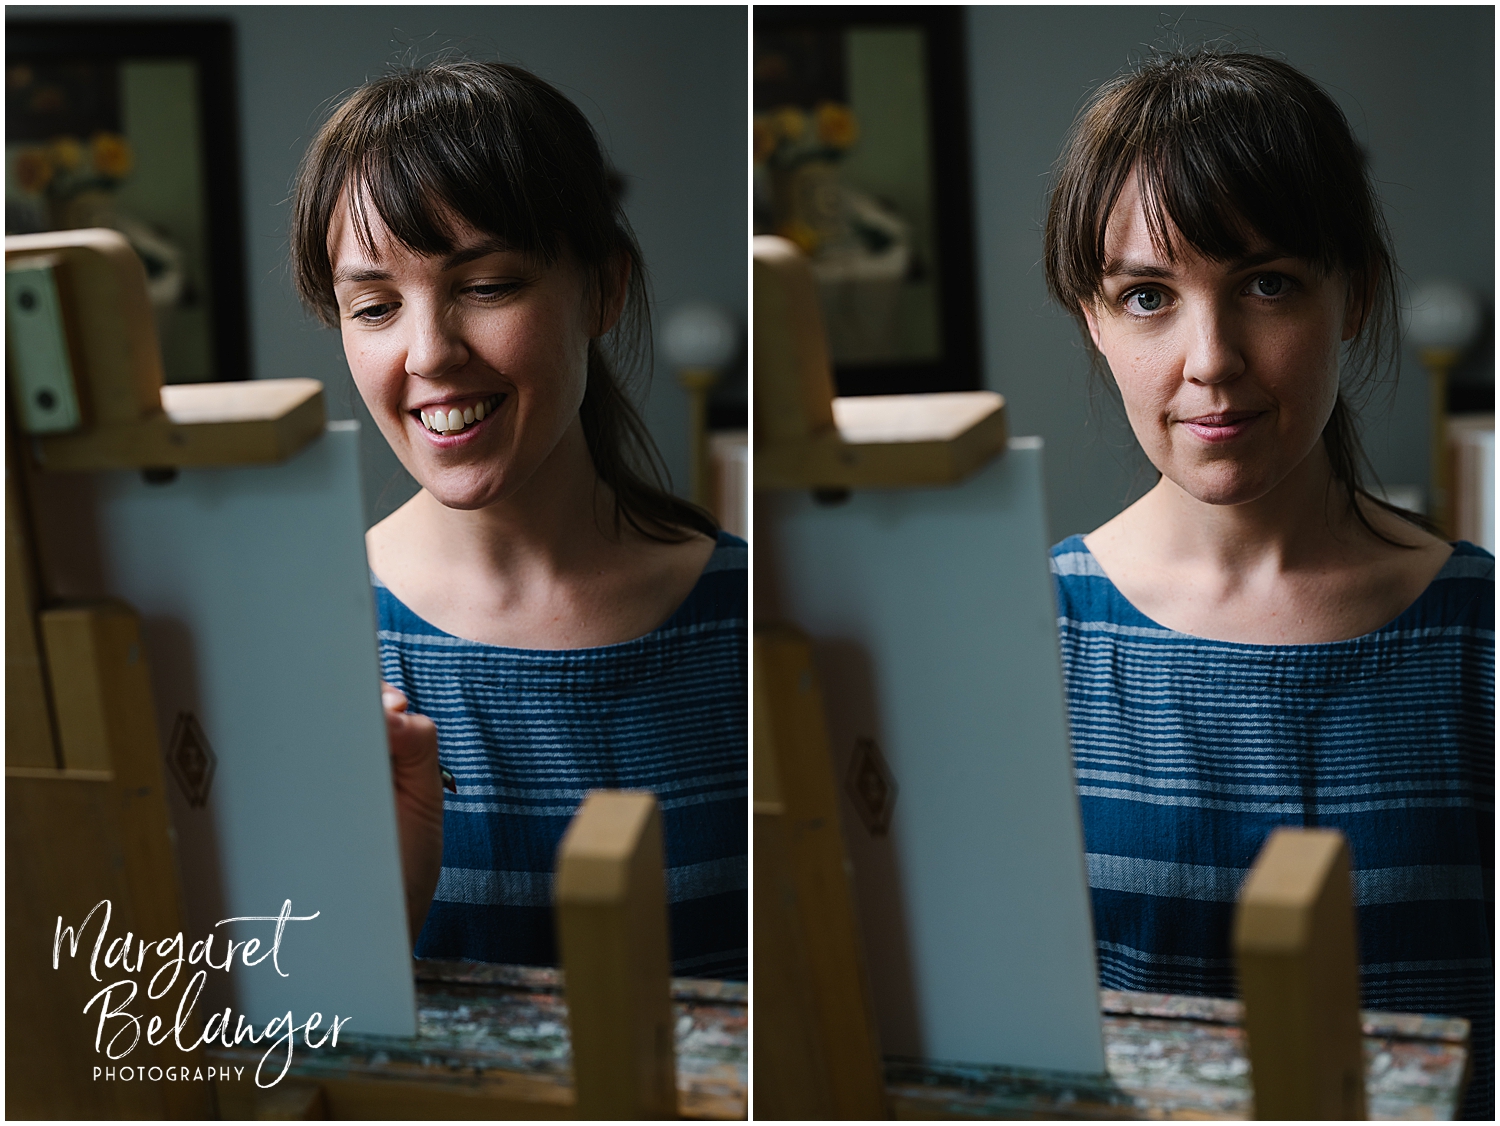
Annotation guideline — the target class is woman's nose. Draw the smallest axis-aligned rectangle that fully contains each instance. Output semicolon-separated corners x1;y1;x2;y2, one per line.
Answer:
404;307;469;380
1180;303;1246;385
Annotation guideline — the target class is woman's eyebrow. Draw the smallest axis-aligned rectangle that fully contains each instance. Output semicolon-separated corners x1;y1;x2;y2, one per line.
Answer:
1102;259;1174;280
442;240;518;270
1103;248;1292;280
333;264;393;285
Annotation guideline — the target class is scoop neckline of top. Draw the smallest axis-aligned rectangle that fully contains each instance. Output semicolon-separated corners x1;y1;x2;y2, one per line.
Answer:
373;531;737;655
1062;534;1472;650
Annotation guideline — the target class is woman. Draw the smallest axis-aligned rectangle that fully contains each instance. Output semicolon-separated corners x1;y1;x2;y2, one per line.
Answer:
288;61;746;979
1043;51;1491;1117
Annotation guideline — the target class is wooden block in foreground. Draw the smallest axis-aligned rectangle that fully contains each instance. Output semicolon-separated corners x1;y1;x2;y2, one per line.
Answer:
555;791;677;1119
754;624;888;1119
1233;827;1367;1120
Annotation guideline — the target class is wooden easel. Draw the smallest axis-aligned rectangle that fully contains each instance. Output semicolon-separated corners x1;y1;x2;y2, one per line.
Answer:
751;236;1469;1119
6;227;324;1120
6;229;740;1119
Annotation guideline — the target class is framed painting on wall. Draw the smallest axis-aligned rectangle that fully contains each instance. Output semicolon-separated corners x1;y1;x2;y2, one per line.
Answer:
6;19;250;383
754;5;982;397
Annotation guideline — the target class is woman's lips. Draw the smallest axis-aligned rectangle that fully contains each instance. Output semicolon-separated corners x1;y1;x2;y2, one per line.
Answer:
1178;411;1262;443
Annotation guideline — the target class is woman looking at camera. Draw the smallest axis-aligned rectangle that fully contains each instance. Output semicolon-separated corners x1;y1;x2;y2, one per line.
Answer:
289;60;746;980
1044;50;1491;1118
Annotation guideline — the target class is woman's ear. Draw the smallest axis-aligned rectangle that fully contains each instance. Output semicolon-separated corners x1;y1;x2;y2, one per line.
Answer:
594;252;632;337
1081;301;1104;349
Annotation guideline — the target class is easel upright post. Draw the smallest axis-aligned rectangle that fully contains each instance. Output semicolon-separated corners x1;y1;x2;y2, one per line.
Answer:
754;624;889;1119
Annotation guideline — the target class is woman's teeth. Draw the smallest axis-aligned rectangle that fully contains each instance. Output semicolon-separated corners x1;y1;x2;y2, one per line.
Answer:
421;395;500;434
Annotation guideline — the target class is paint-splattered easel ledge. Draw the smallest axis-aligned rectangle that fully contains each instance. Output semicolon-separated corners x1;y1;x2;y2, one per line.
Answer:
885;990;1468;1119
207;960;746;1120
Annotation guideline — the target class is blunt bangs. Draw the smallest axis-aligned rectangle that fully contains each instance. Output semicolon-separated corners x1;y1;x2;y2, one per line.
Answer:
1047;51;1389;319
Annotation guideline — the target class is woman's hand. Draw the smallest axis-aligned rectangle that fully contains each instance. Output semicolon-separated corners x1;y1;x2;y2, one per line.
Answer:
382;681;443;946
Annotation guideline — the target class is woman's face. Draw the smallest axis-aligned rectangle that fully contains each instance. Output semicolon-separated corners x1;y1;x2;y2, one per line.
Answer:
1082;176;1359;508
329;192;615;511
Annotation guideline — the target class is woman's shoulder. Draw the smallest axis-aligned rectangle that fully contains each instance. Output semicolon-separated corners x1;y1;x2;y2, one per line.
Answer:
704;529;747;571
1440;539;1495;573
372;571;453;641
1398;540;1495;633
1048;534;1162;632
658;531;746;633
1049;533;1100;574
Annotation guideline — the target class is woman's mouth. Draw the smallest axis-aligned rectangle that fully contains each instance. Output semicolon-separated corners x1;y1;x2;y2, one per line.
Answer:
1178;411;1262;442
415;394;503;436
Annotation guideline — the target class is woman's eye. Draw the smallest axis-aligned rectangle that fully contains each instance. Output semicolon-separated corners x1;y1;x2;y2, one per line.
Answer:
467;282;520;300
1125;288;1166;314
351;302;397;322
1249;274;1288;297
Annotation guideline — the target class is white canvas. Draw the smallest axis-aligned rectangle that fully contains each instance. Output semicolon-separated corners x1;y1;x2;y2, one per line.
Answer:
31;422;416;1036
761;438;1105;1073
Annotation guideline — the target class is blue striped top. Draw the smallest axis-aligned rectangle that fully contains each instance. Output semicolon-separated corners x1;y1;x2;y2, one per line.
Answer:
1051;536;1493;1120
375;532;748;980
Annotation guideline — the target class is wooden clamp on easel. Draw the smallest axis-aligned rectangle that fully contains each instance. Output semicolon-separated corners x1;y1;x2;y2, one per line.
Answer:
752;235;1007;493
5;227;325;1120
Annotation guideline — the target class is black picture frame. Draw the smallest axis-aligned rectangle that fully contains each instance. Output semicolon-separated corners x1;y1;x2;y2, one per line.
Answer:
754;5;982;397
6;19;251;383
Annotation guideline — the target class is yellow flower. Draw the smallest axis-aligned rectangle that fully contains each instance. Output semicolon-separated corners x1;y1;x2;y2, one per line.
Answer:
772;106;807;145
91;132;132;179
753;117;777;165
49;135;83;172
14;148;53;194
816;102;859;150
774;219;820;256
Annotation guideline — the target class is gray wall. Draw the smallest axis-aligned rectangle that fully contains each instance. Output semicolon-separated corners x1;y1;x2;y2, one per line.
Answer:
967;6;1494;540
14;5;747;527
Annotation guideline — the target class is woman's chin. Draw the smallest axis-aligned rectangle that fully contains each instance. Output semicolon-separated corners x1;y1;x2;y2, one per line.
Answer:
419;472;514;513
1166;465;1281;509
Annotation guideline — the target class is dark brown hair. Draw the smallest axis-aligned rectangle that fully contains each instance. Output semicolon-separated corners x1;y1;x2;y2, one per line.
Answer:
1044;49;1428;540
290;59;717;541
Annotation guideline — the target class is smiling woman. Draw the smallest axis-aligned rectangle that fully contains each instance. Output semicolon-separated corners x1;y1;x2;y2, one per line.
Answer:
1044;50;1493;1119
287;60;746;980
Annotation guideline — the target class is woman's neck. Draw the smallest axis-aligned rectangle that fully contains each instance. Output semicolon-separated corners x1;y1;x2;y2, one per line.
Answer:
390;421;621;585
1084;441;1451;644
1136;440;1371;575
365;420;717;650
